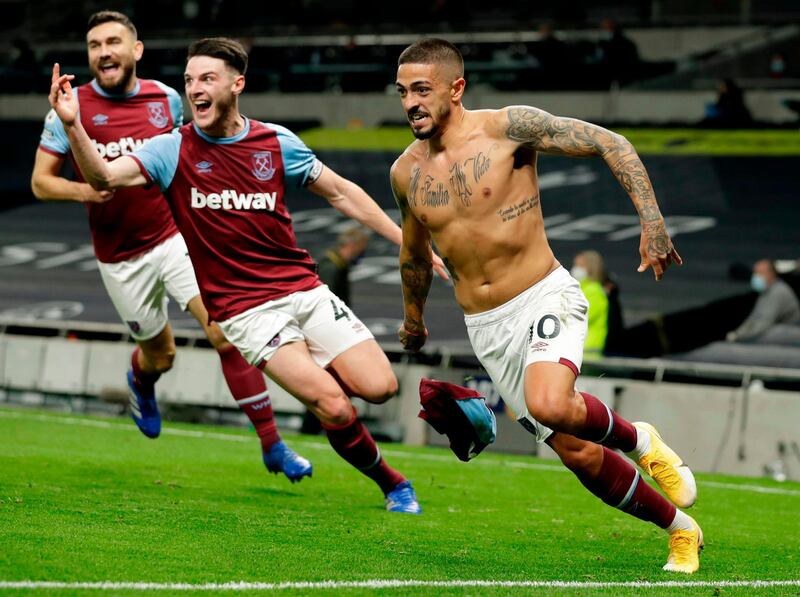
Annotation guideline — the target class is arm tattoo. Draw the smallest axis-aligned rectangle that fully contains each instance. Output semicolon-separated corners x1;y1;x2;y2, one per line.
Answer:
643;221;671;256
607;146;662;222
390;173;409;220
506;107;609;156
401;256;433;329
506;107;549;144
507;106;664;226
449;161;472;206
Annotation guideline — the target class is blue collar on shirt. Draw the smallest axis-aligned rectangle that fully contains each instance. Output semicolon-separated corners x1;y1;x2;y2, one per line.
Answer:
90;79;141;98
192;117;251;144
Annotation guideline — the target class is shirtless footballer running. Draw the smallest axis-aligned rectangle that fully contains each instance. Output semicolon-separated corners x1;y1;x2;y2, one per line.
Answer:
391;38;704;572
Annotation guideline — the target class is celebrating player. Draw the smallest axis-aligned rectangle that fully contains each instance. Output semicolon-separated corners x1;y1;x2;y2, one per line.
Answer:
391;38;703;569
46;36;445;513
32;12;311;482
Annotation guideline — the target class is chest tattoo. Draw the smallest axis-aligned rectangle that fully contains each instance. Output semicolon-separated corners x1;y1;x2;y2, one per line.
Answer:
410;144;498;210
464;146;495;185
422;175;450;207
496;194;540;222
408;167;421;207
449;161;472;206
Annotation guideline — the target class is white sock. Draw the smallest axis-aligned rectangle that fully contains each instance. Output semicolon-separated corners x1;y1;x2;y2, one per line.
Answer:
666;509;694;533
626;426;651;461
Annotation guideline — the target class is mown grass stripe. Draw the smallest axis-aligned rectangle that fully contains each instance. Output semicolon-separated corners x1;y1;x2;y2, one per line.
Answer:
1;579;799;590
2;407;799;497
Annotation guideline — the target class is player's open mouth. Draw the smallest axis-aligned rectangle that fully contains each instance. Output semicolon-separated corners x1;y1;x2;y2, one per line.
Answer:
409;112;430;125
194;101;211;116
99;63;120;75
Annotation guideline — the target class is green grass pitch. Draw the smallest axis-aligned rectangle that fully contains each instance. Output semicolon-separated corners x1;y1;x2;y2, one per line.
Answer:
1;406;799;596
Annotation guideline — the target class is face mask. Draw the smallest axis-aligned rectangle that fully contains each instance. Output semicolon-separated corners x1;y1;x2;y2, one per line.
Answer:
571;265;588;281
751;274;767;293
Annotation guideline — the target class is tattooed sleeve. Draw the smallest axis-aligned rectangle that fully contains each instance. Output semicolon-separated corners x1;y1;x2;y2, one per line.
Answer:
505;106;662;222
391;166;432;330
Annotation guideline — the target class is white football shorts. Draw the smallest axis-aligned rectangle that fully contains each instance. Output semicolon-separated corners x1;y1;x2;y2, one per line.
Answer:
217;284;374;369
465;266;589;442
97;233;201;341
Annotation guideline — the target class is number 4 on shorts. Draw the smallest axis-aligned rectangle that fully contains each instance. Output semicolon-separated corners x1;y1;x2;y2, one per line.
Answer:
330;299;351;321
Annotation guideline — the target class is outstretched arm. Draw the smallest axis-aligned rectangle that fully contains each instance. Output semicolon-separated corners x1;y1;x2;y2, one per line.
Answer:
308;166;403;245
504;106;683;280
390;162;433;352
48;63;146;194
307;165;449;280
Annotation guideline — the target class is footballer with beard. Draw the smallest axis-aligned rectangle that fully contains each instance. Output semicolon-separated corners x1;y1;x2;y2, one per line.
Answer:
391;38;704;572
32;12;313;482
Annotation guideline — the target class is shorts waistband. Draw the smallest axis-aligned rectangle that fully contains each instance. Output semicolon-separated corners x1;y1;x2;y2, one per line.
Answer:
464;266;572;329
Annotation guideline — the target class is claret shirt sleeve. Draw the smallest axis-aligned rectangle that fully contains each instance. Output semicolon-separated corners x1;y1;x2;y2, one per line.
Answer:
272;124;324;188
129;130;182;192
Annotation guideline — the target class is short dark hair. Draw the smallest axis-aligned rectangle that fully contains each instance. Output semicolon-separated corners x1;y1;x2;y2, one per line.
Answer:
398;38;464;78
187;37;248;75
87;11;137;38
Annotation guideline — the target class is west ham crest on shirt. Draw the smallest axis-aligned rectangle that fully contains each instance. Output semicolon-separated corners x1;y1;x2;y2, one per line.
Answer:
146;102;169;128
251;151;276;181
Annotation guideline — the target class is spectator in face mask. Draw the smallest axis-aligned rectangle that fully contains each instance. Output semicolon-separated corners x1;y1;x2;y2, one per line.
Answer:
726;259;800;342
571;251;609;357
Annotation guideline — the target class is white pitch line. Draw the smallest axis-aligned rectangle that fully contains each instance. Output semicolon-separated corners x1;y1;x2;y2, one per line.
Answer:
1;579;799;591
2;408;800;497
700;480;800;496
0;409;253;443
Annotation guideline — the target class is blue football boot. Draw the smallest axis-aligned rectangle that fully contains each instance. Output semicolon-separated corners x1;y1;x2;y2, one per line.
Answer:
384;480;422;514
263;441;313;483
126;369;161;439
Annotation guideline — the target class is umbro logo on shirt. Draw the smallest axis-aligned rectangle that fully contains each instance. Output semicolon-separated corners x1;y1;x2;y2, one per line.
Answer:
195;161;213;173
93;114;109;126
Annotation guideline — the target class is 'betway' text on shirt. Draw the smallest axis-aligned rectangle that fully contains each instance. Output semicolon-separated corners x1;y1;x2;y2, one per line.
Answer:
92;137;150;159
190;187;277;211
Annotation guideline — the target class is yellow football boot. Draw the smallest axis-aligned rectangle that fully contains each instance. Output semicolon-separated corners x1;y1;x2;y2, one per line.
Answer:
663;516;704;573
633;422;697;508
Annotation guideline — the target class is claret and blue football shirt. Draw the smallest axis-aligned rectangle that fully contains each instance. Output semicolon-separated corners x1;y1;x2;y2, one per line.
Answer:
130;118;325;321
39;79;182;263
